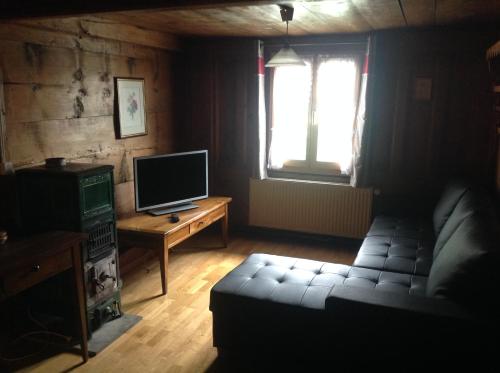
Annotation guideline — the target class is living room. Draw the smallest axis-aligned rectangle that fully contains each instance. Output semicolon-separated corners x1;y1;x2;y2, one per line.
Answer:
0;0;499;371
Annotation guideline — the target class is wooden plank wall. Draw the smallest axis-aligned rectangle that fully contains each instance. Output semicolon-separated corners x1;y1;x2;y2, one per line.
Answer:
366;27;498;209
0;17;179;217
178;39;257;227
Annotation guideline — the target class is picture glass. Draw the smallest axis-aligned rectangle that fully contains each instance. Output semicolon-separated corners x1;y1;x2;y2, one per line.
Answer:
116;78;146;138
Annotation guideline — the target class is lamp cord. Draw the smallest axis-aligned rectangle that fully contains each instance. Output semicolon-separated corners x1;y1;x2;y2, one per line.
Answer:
285;19;289;46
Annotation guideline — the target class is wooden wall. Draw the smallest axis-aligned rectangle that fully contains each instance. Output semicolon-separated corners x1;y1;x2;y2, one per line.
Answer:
180;27;499;225
366;27;498;214
0;17;178;217
178;39;257;227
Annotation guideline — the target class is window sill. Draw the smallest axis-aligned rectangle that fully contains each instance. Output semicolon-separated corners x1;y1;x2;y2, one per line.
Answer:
267;170;350;185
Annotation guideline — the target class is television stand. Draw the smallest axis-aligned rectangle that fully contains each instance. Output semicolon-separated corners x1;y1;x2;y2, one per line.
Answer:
117;197;232;295
147;203;198;216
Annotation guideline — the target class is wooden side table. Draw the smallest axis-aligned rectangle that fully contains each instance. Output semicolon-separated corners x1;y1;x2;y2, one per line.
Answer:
117;196;231;295
0;231;89;362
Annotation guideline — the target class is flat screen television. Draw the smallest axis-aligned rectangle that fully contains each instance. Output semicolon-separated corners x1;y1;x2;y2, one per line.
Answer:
133;150;208;215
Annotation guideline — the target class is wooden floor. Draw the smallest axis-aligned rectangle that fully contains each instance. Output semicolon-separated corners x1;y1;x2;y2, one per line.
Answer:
19;228;357;373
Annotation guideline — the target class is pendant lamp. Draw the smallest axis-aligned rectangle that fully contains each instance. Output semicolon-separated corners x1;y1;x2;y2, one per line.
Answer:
265;5;305;67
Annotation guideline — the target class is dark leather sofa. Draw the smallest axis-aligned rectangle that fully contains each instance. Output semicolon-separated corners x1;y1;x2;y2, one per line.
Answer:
209;181;500;363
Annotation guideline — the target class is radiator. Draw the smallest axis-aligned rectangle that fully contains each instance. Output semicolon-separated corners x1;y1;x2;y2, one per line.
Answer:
249;178;373;239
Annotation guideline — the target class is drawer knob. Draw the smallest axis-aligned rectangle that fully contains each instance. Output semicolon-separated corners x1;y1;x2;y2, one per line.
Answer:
32;264;41;272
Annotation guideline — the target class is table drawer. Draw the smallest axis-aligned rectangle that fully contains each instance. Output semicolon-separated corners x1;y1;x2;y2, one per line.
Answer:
167;226;190;249
190;206;225;235
2;250;73;296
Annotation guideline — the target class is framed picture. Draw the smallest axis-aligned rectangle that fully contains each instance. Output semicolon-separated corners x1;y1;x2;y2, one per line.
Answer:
114;77;147;138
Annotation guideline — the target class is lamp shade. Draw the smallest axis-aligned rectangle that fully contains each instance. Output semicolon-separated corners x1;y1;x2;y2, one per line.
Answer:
265;46;305;67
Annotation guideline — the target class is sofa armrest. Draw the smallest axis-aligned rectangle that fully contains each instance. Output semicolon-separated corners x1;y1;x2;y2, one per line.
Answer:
325;285;473;322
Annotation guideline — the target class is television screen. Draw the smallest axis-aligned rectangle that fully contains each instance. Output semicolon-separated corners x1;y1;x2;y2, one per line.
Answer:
134;150;208;215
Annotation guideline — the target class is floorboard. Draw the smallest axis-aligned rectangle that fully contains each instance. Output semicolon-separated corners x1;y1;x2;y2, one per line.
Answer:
16;229;357;373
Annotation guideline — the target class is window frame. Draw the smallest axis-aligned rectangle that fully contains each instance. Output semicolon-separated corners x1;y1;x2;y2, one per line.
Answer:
265;44;365;183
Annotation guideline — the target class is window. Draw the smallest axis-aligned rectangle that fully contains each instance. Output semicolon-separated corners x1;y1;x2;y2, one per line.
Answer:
267;53;361;181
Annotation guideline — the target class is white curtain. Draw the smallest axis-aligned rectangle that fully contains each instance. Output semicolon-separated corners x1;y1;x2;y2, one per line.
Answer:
350;36;373;187
256;39;267;180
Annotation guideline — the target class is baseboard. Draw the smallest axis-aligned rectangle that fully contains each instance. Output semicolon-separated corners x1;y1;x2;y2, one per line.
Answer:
239;226;362;249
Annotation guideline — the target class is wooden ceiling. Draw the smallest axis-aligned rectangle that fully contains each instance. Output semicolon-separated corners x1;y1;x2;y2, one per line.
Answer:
97;0;500;37
2;0;500;37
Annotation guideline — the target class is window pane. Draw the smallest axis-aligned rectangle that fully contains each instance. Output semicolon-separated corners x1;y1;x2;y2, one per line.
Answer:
270;63;312;166
316;58;357;170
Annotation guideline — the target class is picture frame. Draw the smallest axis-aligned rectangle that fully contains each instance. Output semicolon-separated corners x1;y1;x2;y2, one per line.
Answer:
114;77;147;138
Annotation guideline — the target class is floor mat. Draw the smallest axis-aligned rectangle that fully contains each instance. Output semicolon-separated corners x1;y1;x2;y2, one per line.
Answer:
88;314;142;356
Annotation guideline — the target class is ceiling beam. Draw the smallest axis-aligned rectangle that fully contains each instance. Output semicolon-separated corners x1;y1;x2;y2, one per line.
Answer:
0;0;307;20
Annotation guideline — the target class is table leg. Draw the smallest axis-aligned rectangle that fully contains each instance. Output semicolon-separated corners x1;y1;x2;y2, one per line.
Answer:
222;204;229;248
159;238;169;295
71;244;88;362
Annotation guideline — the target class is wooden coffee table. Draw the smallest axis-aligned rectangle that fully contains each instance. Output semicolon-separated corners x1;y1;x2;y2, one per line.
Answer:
117;196;231;295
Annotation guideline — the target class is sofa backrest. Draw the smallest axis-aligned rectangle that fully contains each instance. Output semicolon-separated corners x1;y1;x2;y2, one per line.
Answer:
432;180;470;237
432;189;490;259
426;212;499;313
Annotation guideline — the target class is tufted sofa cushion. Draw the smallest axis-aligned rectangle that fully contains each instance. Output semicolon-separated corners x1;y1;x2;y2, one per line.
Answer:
210;253;426;313
365;216;433;240
352;181;484;276
432;189;491;259
353;236;433;276
432;180;470;236
426;213;500;312
366;180;469;242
